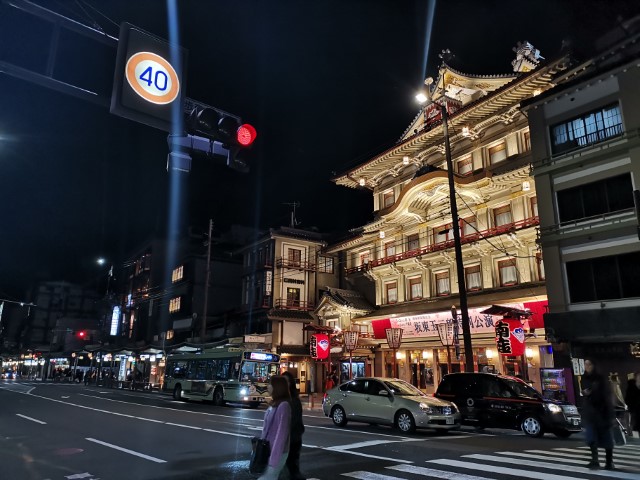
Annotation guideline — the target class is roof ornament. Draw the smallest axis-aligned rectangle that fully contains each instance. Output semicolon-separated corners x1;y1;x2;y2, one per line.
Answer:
511;41;544;73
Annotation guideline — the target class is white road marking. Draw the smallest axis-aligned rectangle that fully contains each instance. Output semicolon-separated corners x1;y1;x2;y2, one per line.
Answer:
165;422;202;430
342;472;403;479
330;440;413;450
497;450;640;466
16;413;47;424
388;464;496;480
543;449;640;464
61;396;70;399
430;459;584;480
324;447;412;464
464;453;639;479
65;474;95;479
202;428;252;438
86;437;166;463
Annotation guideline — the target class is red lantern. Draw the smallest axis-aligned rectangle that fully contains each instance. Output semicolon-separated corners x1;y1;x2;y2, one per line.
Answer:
495;318;526;356
310;334;330;360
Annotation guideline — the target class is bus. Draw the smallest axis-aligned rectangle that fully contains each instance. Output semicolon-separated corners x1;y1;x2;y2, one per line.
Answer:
163;347;280;407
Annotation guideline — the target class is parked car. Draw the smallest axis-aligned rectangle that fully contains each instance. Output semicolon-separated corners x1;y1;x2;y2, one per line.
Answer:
434;372;581;438
323;377;461;434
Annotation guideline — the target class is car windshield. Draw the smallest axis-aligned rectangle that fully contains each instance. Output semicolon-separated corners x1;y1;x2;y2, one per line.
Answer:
504;377;542;399
383;380;425;396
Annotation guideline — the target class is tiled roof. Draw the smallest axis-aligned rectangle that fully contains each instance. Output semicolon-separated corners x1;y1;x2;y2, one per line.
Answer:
323;287;374;313
268;309;316;321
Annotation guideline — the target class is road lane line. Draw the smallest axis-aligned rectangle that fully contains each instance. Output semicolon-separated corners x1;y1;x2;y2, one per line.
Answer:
388;464;496;480
545;449;640;464
330;440;411;450
16;414;46;424
86;438;166;463
430;459;585;480
165;422;202;430
342;472;404;479
202;428;252;438
463;453;639;479
324;446;413;464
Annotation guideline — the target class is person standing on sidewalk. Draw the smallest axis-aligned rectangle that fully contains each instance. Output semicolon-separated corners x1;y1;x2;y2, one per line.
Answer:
625;372;640;437
581;359;616;470
282;371;306;480
258;375;291;480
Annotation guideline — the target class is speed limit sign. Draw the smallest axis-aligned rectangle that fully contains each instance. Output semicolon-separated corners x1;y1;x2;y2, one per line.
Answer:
125;52;180;105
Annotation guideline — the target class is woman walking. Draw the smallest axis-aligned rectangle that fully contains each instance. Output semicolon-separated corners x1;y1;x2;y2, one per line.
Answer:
282;371;306;480
258;375;291;480
581;359;616;470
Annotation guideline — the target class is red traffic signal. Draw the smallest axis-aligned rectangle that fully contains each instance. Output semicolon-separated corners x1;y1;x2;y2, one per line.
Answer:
77;330;86;339
236;124;257;147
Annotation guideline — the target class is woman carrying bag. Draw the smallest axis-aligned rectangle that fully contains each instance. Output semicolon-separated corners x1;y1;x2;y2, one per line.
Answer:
282;371;307;480
255;375;291;480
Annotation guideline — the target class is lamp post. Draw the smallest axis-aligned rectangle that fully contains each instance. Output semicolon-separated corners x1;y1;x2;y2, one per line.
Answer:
436;322;455;374
343;330;359;380
385;327;403;378
418;51;474;373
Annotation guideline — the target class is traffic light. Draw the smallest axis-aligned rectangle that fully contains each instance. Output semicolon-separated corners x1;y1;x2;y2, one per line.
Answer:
76;330;86;339
185;106;257;172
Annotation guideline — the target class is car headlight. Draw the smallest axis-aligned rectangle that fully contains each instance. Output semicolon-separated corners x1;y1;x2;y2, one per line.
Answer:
240;388;248;395
545;403;562;414
419;403;434;414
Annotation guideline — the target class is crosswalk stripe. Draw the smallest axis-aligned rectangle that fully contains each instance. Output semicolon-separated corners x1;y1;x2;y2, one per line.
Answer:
388;464;496;480
553;448;640;462
464;453;640;479
537;449;640;466
342;472;403;480
429;459;582;480
496;450;640;468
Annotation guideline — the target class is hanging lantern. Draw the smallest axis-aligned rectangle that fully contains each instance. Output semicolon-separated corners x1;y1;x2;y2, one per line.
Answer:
344;331;359;352
495;318;526;356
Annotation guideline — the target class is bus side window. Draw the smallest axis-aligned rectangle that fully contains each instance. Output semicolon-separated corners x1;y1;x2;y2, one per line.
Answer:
206;360;216;381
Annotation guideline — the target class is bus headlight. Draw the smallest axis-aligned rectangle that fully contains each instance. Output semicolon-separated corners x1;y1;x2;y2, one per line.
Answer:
240;388;248;395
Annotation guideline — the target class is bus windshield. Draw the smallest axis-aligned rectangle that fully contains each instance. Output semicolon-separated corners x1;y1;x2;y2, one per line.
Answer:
240;361;278;383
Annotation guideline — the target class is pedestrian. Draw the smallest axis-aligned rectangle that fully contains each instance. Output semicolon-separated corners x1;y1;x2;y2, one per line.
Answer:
625;372;640;437
257;375;291;480
324;373;335;392
609;373;628;425
282;371;306;480
581;359;616;470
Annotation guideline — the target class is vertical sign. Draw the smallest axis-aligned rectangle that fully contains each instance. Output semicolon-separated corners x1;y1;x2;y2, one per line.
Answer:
110;305;120;336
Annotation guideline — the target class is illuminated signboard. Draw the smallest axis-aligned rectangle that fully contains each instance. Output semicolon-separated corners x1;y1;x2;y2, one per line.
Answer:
244;352;280;362
110;305;120;336
111;23;188;132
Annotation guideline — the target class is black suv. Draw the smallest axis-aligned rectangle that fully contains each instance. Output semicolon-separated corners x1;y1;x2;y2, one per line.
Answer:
434;373;581;438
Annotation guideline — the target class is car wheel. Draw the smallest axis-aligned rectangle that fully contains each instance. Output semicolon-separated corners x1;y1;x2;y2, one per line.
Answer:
331;406;348;427
173;385;182;400
395;410;416;434
554;430;573;438
521;415;544;437
213;387;225;406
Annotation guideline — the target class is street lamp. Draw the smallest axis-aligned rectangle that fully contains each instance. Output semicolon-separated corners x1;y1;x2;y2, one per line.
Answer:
436;322;455;374
343;330;359;380
385;327;403;378
419;50;474;372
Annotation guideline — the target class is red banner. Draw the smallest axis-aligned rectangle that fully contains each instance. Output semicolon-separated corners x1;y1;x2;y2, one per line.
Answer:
495;318;526;356
310;334;330;360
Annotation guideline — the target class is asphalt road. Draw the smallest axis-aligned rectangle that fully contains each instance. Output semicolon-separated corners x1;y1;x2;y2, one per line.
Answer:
1;380;639;480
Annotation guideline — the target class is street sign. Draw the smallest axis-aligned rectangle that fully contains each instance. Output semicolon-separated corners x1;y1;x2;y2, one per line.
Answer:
111;23;188;132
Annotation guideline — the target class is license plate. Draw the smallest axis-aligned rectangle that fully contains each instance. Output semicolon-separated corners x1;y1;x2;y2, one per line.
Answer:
571;418;580;425
446;417;454;425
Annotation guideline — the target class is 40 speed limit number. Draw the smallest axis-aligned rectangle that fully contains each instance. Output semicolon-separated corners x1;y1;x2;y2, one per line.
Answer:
125;52;180;105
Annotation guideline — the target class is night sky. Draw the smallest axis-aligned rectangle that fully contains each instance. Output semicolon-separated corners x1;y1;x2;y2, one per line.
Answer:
1;0;639;298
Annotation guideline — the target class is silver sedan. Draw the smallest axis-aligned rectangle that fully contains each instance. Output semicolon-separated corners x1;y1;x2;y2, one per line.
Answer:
322;377;461;434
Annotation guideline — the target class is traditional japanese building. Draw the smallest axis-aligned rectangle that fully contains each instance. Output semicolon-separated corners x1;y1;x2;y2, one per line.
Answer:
324;43;571;395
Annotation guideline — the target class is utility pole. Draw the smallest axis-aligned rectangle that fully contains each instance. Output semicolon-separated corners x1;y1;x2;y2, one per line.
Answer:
200;219;213;343
441;85;474;373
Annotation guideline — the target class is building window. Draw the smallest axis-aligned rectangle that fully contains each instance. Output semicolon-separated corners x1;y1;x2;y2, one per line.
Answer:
462;216;477;237
385;282;398;303
359;251;370;266
530;197;538;218
493;205;513;228
384;241;396;258
435;271;450;296
286;287;301;307
566;251;640;302
488;142;507;164
536;252;545;281
383;190;395;208
465;265;482;291
407;233;420;251
288;248;302;267
498;258;518;286
318;256;334;274
408;277;423;300
551;104;623;154
557;173;634;223
433;224;452;243
169;297;181;313
172;265;184;283
457;156;473;176
523;131;531;151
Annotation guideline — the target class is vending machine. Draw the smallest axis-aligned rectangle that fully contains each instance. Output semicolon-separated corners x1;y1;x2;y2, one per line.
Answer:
540;367;576;404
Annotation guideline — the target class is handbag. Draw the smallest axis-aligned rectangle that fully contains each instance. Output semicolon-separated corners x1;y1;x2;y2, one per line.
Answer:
613;418;627;446
249;436;271;474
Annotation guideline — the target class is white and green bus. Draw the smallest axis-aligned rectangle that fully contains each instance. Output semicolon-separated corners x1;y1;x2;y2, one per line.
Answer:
163;348;280;407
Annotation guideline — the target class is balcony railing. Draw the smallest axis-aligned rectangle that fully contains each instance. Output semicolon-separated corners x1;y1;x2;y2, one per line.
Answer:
346;216;539;274
276;258;317;271
552;123;624;156
272;298;315;311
